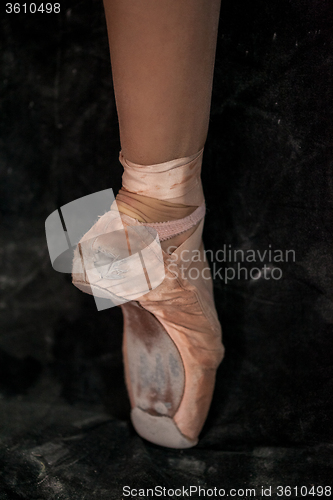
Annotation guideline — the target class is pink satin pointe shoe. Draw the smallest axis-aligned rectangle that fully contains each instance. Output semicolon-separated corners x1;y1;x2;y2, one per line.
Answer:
72;206;224;448
72;149;224;448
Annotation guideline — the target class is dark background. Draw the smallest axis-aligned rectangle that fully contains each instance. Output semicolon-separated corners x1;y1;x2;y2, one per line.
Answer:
0;0;332;498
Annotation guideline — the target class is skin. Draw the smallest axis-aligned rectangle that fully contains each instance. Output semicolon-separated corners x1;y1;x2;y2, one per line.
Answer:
103;0;222;165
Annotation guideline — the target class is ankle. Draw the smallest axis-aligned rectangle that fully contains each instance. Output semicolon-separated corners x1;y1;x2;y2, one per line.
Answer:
115;188;202;223
115;147;205;223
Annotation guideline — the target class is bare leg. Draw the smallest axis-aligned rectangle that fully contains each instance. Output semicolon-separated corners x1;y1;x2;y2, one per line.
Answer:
103;0;221;165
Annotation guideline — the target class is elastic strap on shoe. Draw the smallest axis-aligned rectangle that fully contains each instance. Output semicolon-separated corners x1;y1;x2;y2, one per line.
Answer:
139;203;206;242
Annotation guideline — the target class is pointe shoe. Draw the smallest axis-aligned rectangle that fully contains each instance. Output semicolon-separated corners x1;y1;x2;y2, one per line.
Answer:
72;206;225;448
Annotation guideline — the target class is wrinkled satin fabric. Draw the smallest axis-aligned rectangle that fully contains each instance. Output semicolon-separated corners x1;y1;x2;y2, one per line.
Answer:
115;148;205;223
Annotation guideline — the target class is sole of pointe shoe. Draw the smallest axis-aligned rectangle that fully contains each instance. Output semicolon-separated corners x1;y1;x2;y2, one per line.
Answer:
131;408;197;449
73;278;199;447
121;301;198;449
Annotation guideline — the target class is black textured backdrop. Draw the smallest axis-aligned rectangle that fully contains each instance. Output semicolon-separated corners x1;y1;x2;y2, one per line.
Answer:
0;0;332;498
